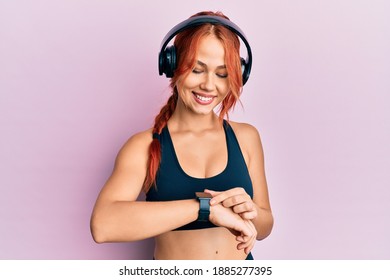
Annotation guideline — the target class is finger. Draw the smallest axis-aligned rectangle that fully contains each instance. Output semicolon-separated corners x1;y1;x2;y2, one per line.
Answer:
209;192;230;205
245;222;257;254
209;187;246;205
245;235;256;255
240;210;258;220
223;187;247;198
214;193;249;207
236;233;249;250
232;200;254;214
203;189;220;197
230;222;251;246
236;220;256;252
222;194;250;208
229;229;241;237
238;233;253;249
239;221;257;252
234;220;252;242
241;236;255;254
238;237;254;252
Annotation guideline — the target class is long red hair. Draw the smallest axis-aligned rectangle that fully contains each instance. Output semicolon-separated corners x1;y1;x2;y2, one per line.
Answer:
143;11;243;192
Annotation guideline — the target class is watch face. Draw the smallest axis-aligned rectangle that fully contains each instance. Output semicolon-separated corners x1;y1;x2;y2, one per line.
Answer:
195;192;213;199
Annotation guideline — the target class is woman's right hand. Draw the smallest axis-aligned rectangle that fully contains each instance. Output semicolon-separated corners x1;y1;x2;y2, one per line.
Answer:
209;203;257;254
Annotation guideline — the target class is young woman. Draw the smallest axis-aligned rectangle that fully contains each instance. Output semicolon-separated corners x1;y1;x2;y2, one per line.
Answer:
90;11;273;260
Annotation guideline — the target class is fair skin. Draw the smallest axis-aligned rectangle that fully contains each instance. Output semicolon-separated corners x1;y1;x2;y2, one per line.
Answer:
90;34;273;259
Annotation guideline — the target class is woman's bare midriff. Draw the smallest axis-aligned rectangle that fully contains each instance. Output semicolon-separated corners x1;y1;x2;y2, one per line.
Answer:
154;227;248;260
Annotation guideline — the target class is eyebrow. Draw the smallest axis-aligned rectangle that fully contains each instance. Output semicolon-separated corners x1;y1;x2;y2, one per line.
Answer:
196;60;226;69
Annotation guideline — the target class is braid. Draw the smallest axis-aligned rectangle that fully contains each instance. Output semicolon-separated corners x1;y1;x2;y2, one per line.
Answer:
143;90;178;192
153;90;178;135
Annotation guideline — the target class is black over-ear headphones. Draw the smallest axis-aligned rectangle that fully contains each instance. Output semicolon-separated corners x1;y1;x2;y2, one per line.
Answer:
158;15;252;85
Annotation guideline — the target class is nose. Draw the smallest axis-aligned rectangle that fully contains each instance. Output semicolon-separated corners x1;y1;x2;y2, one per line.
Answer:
200;72;215;91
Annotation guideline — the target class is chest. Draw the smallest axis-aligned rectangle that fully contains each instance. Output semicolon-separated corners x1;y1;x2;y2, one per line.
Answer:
146;124;254;202
170;130;228;179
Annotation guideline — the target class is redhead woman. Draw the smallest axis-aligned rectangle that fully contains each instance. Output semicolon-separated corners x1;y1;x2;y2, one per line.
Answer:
90;11;273;260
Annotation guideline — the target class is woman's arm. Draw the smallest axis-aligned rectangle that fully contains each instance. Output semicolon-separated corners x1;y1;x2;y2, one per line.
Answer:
90;130;200;242
243;123;274;240
90;129;257;245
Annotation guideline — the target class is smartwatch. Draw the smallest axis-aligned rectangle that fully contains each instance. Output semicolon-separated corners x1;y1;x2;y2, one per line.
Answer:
195;192;213;222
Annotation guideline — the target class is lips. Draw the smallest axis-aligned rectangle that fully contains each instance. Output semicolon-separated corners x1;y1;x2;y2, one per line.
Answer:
193;92;215;105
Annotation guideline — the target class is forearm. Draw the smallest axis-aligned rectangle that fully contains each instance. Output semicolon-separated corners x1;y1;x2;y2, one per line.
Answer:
252;205;273;240
91;199;198;243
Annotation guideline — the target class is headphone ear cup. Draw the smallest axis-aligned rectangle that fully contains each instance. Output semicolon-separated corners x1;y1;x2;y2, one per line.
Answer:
162;45;177;78
240;57;246;74
240;57;250;85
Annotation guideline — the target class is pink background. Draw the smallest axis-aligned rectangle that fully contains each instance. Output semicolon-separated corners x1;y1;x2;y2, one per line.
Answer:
1;0;389;259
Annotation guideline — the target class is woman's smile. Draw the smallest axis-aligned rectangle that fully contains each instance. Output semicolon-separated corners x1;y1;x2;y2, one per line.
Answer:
193;91;216;105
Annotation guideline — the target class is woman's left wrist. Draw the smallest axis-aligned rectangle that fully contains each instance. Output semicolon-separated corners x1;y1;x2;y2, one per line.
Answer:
195;192;212;222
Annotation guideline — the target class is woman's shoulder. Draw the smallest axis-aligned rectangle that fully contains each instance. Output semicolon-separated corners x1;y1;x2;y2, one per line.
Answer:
227;120;263;155
122;128;153;149
127;128;153;144
116;128;153;164
228;120;261;141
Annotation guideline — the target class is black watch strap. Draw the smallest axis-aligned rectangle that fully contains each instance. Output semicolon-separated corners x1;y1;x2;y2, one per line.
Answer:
195;192;212;222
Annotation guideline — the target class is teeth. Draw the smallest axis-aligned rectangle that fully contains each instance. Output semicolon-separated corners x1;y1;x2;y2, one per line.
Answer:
195;94;213;102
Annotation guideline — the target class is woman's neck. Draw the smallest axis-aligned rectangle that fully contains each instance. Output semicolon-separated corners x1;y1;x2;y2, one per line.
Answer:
168;105;222;133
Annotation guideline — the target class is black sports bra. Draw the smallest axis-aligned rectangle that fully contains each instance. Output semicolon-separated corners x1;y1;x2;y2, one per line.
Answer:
146;120;253;230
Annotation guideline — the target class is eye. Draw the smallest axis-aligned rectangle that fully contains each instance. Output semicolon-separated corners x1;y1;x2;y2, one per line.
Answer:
192;68;204;74
216;72;228;78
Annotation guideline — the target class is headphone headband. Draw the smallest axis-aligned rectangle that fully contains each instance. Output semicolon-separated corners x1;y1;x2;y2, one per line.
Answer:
158;15;252;85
